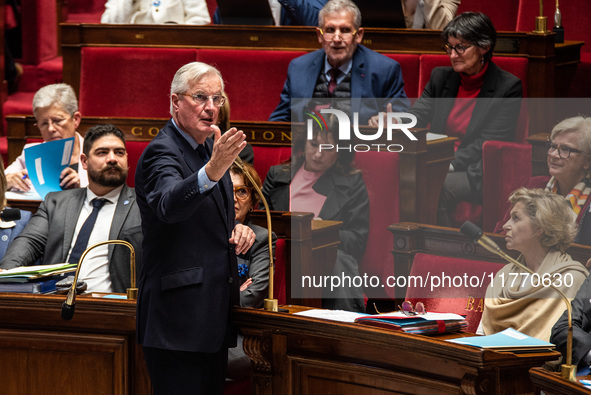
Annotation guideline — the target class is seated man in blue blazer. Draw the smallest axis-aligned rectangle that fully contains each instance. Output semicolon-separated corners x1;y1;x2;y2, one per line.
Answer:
269;0;409;125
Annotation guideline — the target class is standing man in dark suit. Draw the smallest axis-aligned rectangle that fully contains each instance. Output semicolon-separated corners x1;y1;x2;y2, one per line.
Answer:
0;124;141;293
135;62;256;394
268;0;408;124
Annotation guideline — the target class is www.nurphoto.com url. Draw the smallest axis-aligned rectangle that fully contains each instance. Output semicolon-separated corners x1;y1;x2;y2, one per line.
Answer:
301;272;575;292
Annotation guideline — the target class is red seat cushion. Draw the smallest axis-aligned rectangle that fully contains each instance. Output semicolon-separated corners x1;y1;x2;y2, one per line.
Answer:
456;0;519;32
196;49;307;121
274;238;286;305
125;141;149;188
356;151;400;299
79;47;198;118
20;0;58;64
251;146;291;182
383;54;420;98
406;253;504;333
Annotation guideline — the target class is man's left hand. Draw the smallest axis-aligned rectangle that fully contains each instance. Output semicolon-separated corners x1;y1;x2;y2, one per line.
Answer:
230;223;255;255
368;102;393;128
60;167;81;189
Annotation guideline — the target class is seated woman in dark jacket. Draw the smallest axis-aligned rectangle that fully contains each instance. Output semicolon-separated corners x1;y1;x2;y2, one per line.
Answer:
494;116;591;245
410;12;523;226
262;114;369;313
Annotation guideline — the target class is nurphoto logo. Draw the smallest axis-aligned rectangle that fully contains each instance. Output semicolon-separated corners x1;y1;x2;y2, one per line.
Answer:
305;108;418;153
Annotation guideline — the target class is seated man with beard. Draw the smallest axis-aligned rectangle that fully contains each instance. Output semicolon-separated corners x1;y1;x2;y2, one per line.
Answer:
0;124;142;293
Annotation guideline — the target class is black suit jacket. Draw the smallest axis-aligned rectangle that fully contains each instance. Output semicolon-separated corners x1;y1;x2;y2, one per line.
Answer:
410;61;523;194
135;119;239;353
551;274;591;367
0;185;142;293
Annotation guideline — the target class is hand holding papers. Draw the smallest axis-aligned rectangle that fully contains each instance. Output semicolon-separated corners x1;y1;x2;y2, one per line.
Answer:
24;137;75;198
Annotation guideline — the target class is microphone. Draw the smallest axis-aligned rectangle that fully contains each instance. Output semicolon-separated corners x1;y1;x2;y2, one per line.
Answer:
0;208;21;222
233;157;278;312
460;221;576;381
61;239;137;320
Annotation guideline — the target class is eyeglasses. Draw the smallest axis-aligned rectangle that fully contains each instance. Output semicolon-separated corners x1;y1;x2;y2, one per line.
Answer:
546;140;583;159
318;27;357;41
178;92;226;107
233;186;253;201
398;301;426;316
443;43;473;55
35;116;71;131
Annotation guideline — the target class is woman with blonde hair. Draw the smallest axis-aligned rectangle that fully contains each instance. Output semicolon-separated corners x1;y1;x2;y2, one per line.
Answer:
479;187;588;341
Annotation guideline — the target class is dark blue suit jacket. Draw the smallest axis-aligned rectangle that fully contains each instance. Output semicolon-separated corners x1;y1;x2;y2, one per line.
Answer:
135;119;239;353
268;45;409;123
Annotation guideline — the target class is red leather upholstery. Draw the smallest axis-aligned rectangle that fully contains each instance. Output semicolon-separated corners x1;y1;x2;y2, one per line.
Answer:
273;238;287;304
356;151;400;299
125;141;150;187
20;0;58;65
196;49;307;121
405;253;504;333
383;54;421;98
79;47;198;117
456;0;520;32
481;141;532;231
251;146;291;182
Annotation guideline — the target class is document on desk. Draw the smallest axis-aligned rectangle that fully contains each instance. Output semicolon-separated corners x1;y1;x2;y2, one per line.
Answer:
294;309;366;323
24;137;74;199
447;328;555;352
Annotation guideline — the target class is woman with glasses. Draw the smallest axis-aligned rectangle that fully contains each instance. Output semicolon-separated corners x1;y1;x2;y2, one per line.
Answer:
478;187;588;341
227;161;276;381
410;12;523;227
494;116;591;245
262;114;369;313
5;83;88;193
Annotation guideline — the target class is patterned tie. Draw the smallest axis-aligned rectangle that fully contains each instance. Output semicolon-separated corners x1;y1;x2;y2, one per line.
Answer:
328;68;341;95
68;198;106;264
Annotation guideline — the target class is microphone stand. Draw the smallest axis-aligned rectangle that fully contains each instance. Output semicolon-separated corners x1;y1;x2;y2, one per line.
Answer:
233;158;278;312
460;221;576;381
62;240;137;320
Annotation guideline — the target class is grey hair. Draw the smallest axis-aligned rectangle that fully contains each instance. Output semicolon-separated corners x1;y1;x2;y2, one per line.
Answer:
550;116;591;159
318;0;362;29
32;83;78;119
169;62;224;116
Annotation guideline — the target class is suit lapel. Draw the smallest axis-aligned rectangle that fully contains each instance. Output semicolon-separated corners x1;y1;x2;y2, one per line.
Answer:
107;185;134;262
62;189;86;261
465;63;498;139
205;139;231;231
303;51;325;97
351;47;365;98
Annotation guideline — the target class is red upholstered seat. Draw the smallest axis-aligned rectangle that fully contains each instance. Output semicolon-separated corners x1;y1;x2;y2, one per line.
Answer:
196;49;307;121
251;146;291;182
64;0;106;23
79;47;198;117
356;151;400;300
456;0;519;31
20;0;58;65
125;141;150;188
405;253;504;333
383;54;420;99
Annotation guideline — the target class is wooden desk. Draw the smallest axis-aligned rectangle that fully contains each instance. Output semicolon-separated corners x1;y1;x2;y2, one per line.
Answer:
529;367;591;394
6;115;456;225
0;293;151;394
250;211;342;307
233;306;561;394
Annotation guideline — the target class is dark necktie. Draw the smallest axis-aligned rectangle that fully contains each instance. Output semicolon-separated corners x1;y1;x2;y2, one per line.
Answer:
197;144;209;162
68;198;106;264
328;68;341;95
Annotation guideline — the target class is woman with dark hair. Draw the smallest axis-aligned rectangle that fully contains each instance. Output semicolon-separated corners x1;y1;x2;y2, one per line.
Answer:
262;115;369;312
410;12;523;226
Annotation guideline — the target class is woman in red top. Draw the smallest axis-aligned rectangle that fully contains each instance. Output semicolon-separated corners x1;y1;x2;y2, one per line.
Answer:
410;12;523;226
